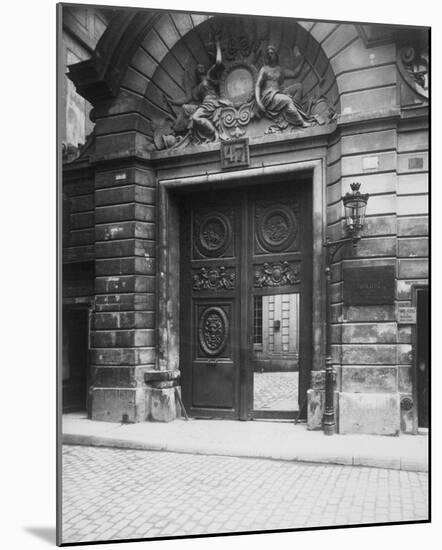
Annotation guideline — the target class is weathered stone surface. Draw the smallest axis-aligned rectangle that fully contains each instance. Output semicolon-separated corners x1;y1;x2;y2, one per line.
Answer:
397;344;413;365
398;259;428;278
338;392;399;435
91;347;156;366
398;195;428;216
341;129;396;156
95;239;155;259
96;185;156;207
341;87;397;115
95;221;156;241
95;204;156;224
144;370;180;383
398;173;428;195
307;389;324;430
398;366;413;392
341;344;397;365
341;367;397;393
397;152;428;174
356;236;396;257
95;275;155;294
310;370;325;390
337;64;396;94
96;257;156;276
398;237;428;258
91;387;146;422
94;293;155;312
92;329;155;348
146;387;178;422
93;311;155;330
397;129;428;152
307;389;339;431
339;322;397;343
397;325;412;344
341;152;396;179
397;279;428;300
95;166;156;189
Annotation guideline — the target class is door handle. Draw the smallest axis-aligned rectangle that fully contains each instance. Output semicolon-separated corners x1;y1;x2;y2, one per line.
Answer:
207;358;218;367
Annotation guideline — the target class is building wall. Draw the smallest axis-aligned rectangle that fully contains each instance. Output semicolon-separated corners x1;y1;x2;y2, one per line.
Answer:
62;10;429;434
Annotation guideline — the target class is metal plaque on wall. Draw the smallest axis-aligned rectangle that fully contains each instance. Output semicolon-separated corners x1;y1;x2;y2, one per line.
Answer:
343;266;395;305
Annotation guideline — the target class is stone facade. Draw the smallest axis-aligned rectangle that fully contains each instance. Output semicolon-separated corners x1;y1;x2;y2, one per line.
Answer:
61;6;429;435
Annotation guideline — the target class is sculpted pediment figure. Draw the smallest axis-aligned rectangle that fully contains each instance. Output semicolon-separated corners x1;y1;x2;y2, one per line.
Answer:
152;23;336;150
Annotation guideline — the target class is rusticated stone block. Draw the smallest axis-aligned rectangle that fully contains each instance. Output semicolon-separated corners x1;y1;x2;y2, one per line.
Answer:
338;392;399;435
92;329;155;348
95;275;155;294
341;366;397;393
95;221;155;241
96;257;156;276
95;239;155;259
95;203;156;224
95;167;155;189
398;237;428;258
397;279;428;300
340;322;396;343
341;344;397;365
344;305;396;322
397;216;428;237
91;347;156;366
93;311;155;330
91;387;146;422
94;293;155;312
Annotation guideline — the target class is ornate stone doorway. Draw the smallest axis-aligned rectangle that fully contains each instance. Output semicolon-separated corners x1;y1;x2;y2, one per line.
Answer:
179;179;312;420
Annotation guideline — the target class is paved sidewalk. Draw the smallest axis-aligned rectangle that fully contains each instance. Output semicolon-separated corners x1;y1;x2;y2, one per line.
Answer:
62;413;428;472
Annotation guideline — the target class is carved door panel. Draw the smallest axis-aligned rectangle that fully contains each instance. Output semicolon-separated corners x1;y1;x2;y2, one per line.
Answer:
180;180;312;420
181;192;242;419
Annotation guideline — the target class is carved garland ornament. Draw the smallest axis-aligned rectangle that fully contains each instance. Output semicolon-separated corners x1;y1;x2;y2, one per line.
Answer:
192;266;236;290
199;306;229;356
254;261;300;288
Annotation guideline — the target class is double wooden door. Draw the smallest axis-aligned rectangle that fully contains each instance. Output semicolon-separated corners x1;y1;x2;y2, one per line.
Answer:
180;180;312;420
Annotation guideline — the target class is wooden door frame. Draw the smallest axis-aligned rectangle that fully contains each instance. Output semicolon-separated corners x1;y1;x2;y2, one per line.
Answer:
156;159;327;416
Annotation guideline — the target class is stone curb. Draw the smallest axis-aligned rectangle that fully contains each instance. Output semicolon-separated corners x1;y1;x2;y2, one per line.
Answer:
62;433;428;473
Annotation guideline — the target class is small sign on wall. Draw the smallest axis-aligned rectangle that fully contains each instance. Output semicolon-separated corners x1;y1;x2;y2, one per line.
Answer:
220;138;250;170
397;306;417;324
343;266;396;305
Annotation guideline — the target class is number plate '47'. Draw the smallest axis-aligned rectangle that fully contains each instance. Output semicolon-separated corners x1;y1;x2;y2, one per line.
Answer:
220;138;250;169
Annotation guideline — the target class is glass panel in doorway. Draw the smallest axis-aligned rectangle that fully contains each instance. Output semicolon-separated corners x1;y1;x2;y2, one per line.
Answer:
253;293;299;411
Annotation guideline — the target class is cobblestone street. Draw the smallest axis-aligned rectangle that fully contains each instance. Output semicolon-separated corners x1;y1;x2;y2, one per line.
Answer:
62;445;428;544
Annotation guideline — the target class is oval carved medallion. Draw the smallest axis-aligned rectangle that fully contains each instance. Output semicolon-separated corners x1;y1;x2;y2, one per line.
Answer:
199;307;229;356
